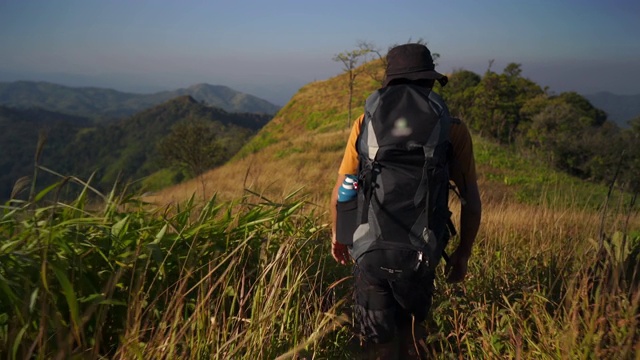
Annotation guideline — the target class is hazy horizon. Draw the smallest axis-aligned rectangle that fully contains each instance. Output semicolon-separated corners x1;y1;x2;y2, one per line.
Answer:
1;0;639;105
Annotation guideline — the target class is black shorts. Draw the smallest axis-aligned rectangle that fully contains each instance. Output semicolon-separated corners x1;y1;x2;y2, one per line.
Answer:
353;264;435;344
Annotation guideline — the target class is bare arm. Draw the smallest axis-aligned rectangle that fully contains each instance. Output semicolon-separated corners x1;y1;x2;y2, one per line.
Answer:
447;121;482;282
330;115;363;265
330;174;346;242
445;177;481;283
456;179;482;258
330;174;350;265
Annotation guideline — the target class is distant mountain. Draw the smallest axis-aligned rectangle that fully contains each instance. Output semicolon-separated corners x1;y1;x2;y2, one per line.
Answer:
583;92;640;128
0;81;281;121
157;84;281;115
0;96;272;201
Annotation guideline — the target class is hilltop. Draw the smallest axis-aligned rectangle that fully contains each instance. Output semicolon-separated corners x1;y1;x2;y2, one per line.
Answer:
0;81;281;121
147;59;638;214
145;64;371;207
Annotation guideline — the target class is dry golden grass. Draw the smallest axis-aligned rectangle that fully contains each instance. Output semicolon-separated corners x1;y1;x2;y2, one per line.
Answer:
144;128;348;210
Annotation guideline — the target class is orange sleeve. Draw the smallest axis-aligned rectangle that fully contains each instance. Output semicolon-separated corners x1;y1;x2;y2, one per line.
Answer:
449;120;478;193
338;114;364;175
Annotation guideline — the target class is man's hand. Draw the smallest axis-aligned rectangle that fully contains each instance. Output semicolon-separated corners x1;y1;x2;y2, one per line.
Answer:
331;241;350;265
445;248;470;283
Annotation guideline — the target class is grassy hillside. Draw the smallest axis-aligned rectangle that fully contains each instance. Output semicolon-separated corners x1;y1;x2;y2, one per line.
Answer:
146;61;382;208
146;60;629;214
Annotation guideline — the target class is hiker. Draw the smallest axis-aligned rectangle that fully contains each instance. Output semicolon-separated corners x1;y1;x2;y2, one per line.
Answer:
330;43;482;359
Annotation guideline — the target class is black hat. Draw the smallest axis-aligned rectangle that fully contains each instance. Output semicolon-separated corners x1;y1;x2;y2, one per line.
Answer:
383;43;448;87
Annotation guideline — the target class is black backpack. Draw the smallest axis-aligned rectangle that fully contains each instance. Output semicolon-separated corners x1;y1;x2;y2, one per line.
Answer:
350;84;456;280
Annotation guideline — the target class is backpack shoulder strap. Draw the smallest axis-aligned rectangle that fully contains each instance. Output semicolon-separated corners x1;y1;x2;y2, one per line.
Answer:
355;89;383;225
412;91;452;207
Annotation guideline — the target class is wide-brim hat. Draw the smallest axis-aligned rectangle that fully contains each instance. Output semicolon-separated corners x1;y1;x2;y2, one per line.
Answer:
383;43;448;87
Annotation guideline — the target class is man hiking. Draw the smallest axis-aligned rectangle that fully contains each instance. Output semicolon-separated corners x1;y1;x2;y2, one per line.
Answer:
330;43;482;359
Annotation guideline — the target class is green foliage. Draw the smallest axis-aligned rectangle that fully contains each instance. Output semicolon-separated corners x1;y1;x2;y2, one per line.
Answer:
619;117;640;190
158;118;227;177
523;100;633;185
436;69;481;119
555;91;607;127
0;106;93;200
306;112;352;135
437;63;638;191
0;96;270;201
474;136;631;209
465;63;544;143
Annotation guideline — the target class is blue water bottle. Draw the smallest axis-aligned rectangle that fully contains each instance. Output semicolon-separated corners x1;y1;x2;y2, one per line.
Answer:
338;175;358;202
336;174;358;245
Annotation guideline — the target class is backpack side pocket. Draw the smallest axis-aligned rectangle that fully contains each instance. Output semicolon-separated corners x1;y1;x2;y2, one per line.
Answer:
336;198;358;245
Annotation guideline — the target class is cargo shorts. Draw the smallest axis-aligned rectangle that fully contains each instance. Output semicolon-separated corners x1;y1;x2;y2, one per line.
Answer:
353;264;435;344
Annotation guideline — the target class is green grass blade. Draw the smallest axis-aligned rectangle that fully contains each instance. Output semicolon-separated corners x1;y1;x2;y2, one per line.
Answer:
11;323;29;360
33;181;62;202
52;265;81;337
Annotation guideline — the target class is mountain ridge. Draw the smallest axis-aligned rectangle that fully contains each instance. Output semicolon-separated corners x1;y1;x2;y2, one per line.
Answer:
0;80;281;121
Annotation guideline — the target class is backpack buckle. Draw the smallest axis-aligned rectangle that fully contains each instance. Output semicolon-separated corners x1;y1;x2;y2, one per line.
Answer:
414;251;423;271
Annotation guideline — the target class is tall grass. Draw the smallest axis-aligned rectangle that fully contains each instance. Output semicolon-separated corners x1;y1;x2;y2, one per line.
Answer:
1;168;639;359
0;175;349;359
427;195;640;359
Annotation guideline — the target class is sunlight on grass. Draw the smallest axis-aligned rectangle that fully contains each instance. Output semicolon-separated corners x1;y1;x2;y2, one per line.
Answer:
2;170;638;358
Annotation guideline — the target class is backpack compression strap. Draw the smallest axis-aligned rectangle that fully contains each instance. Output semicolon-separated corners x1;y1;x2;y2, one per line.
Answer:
412;93;453;263
357;156;375;225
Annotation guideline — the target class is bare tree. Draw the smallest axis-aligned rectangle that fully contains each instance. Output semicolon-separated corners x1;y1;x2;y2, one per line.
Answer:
333;47;370;128
333;38;440;128
356;41;386;85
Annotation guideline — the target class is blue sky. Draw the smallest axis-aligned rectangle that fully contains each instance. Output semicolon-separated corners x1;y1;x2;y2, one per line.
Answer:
1;0;639;105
